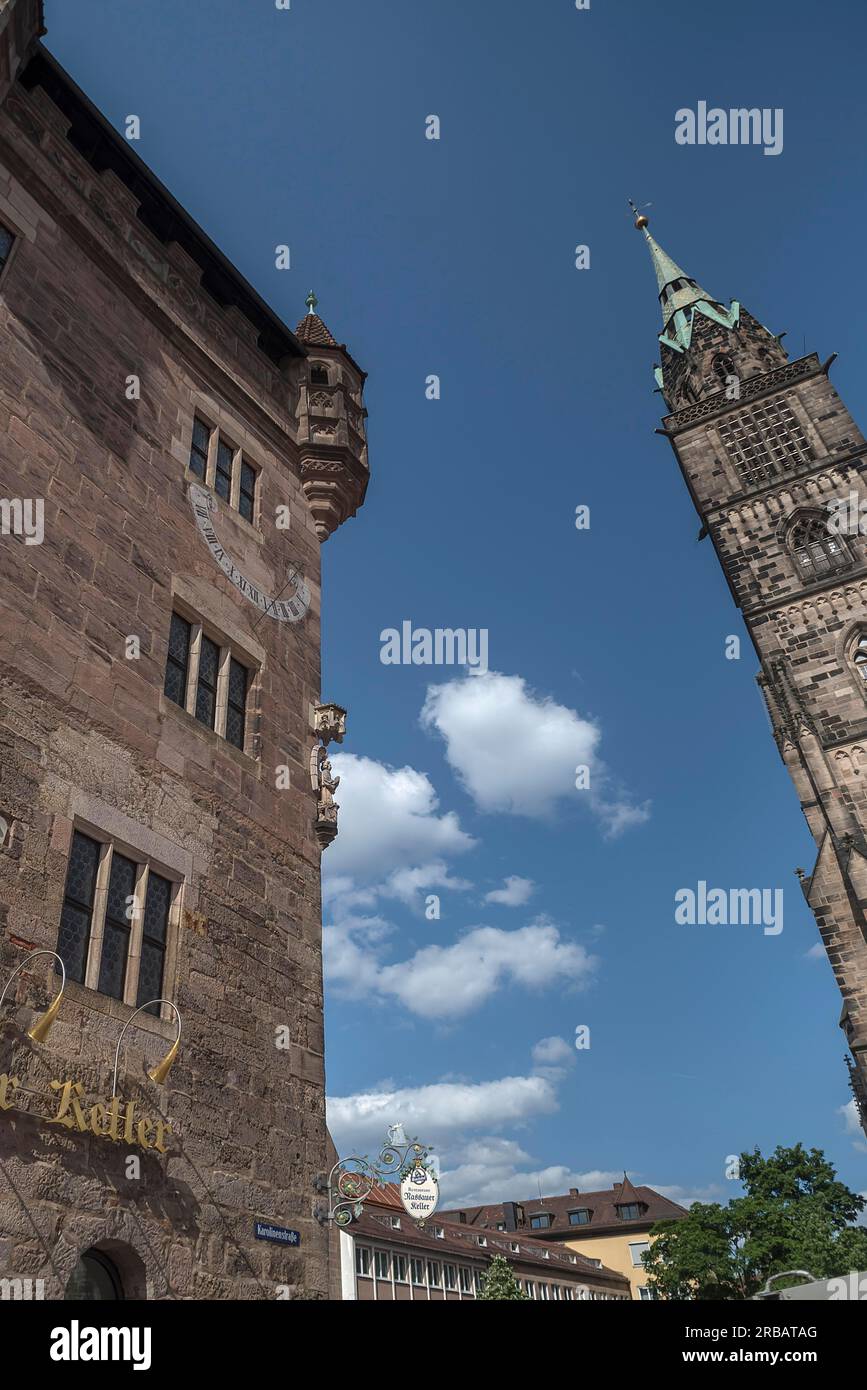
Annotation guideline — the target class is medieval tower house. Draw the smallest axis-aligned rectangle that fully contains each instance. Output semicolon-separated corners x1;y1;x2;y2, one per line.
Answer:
0;0;368;1298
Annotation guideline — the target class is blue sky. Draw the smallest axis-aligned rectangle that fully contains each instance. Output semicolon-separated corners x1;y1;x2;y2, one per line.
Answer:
45;0;867;1206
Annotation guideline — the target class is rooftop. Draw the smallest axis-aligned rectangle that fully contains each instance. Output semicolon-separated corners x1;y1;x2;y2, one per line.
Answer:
352;1185;630;1287
441;1178;688;1238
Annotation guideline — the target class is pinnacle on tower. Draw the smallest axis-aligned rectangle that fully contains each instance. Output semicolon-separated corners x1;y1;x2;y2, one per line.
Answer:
631;206;737;353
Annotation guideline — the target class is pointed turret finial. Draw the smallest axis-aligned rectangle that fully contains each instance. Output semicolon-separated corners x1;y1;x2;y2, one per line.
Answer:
305;290;318;315
628;198;652;230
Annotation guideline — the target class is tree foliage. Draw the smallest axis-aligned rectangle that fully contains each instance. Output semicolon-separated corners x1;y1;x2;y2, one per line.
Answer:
642;1144;867;1300
478;1253;528;1300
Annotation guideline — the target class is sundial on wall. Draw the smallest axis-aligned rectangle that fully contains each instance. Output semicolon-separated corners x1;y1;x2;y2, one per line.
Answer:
189;483;310;623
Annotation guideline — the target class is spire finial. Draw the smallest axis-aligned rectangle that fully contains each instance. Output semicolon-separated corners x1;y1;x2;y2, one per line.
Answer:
305;290;318;316
628;198;652;230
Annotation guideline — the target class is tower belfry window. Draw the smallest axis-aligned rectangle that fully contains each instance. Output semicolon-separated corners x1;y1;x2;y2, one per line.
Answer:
713;353;736;383
787;514;852;582
852;635;867;682
718;398;814;489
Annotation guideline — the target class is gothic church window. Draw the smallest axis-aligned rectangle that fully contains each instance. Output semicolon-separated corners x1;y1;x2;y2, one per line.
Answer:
713;353;736;383
310;362;329;385
55;829;179;1010
852;635;867;682
718;398;814;489
787;513;853;582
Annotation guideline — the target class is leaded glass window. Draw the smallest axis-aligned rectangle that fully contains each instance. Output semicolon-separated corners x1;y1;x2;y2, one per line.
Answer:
57;831;100;984
719;398;814;489
97;852;136;1000
788;514;852;582
225;657;248;750
165;612;255;750
56;833;179;1010
185;415;256;521
164;612;191;707
195;635;220;729
214;439;233;501
189;417;211;479
137;871;171;1011
238;460;256;523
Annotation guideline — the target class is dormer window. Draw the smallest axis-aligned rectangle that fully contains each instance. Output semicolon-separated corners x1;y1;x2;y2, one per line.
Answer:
310;362;329;385
568;1209;591;1226
529;1213;551;1230
616;1203;641;1220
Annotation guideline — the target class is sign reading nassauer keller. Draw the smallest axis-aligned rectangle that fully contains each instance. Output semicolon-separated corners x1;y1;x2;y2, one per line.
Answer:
0;1073;172;1154
399;1160;439;1223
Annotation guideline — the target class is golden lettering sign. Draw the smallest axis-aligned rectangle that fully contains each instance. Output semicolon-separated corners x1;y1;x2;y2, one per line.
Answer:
0;1074;172;1154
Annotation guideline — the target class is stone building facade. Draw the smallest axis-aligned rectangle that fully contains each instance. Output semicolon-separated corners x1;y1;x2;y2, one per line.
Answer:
635;211;867;1134
0;0;369;1298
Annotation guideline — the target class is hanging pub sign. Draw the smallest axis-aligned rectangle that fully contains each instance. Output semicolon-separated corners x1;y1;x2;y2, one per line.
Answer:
399;1156;440;1224
0;1074;172;1154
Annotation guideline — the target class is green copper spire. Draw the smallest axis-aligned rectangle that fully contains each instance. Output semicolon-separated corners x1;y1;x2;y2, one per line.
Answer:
305;290;318;315
632;206;739;353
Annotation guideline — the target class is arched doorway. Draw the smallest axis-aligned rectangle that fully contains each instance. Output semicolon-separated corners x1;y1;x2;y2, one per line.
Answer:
64;1247;125;1300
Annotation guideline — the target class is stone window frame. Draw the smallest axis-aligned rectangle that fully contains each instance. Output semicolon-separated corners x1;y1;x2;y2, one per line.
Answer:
713;394;819;494
57;818;184;1020
783;508;856;585
181;405;262;532
309;360;331;386
163;601;257;755
846;626;867;691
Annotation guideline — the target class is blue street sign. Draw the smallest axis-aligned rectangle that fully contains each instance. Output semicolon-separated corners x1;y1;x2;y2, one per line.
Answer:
254;1221;301;1246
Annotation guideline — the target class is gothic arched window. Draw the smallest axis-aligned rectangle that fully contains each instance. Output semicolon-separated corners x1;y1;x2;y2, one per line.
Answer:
787;512;853;582
851;635;867;683
310;362;329;385
713;353;736;384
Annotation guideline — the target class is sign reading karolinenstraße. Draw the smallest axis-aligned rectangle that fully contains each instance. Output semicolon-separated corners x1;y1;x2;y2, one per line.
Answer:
189;483;310;623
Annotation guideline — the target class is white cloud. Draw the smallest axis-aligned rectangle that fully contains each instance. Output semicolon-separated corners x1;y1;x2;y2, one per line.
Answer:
804;943;825;961
324;916;598;1020
531;1036;576;1082
840;1098;867;1152
327;1074;560;1155
438;1145;622;1209
324;753;476;881
484;875;535;908
420;670;649;834
649;1183;725;1209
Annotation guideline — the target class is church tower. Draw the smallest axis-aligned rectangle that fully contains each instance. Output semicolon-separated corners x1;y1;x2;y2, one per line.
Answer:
635;208;867;1135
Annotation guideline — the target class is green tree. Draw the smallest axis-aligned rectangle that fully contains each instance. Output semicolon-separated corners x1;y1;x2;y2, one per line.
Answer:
478;1254;528;1300
643;1143;867;1301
